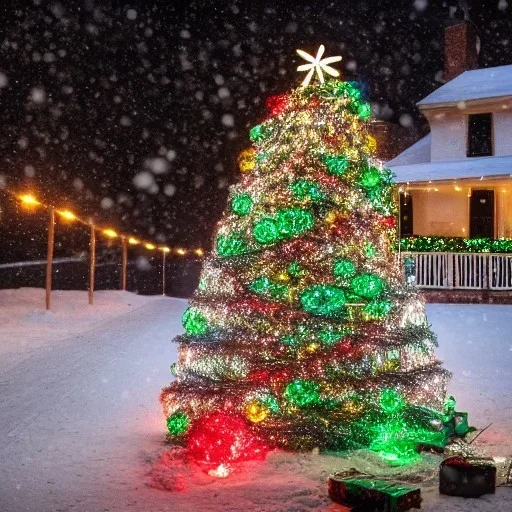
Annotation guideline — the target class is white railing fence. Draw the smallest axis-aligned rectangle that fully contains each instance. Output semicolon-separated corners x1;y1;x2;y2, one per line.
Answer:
402;252;512;291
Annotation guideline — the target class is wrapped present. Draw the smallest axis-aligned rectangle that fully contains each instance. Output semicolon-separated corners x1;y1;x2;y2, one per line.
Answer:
441;396;471;439
439;456;496;497
494;456;512;487
328;474;421;511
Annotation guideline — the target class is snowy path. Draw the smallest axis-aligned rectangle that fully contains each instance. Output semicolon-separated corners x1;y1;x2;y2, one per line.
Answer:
0;296;186;512
0;292;512;511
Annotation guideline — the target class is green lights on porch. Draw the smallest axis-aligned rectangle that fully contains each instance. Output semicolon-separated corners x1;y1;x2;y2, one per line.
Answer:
400;236;512;254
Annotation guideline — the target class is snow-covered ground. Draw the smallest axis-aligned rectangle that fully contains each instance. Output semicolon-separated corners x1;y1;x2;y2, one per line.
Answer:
0;288;511;512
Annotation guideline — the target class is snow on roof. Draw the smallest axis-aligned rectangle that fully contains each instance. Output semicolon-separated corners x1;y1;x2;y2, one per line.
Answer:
387;134;431;167
417;64;512;107
388;155;512;183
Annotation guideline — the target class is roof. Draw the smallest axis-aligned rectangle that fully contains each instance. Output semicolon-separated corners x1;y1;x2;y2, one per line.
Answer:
386;134;431;167
388;155;512;183
417;64;512;108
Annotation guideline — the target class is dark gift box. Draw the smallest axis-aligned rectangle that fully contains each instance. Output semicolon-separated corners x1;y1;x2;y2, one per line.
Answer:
328;474;422;512
439;456;496;497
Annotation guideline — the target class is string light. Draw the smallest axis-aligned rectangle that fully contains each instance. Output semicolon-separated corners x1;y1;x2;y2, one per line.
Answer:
57;210;77;221
7;189;204;257
102;228;118;238
19;194;41;206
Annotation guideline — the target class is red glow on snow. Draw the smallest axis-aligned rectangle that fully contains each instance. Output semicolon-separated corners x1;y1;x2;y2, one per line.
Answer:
187;413;268;466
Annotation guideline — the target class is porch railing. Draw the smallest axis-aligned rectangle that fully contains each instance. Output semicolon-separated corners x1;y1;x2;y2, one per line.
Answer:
402;252;512;290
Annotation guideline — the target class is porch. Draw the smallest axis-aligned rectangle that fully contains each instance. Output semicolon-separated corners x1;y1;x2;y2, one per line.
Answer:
397;176;512;299
399;177;512;240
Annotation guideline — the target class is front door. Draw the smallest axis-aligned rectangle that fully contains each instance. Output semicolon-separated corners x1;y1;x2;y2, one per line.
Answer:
470;190;494;239
399;193;413;237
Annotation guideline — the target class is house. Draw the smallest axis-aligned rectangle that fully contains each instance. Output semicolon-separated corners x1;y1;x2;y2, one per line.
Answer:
387;22;512;295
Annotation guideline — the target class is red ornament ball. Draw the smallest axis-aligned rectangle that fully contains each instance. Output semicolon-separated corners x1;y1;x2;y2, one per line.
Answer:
265;94;289;116
187;413;267;465
380;216;396;229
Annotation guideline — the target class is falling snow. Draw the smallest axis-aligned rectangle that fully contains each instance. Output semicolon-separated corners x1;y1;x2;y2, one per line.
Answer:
0;0;510;276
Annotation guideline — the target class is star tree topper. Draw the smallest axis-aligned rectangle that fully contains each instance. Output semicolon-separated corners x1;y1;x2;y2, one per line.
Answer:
296;45;342;86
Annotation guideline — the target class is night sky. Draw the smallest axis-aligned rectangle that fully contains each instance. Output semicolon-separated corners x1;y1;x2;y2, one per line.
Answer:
0;0;511;253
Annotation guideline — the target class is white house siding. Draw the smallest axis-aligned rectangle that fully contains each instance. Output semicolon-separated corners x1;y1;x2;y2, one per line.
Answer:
494;111;512;156
429;112;468;162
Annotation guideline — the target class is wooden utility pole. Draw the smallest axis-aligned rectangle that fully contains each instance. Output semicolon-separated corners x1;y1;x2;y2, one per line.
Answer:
162;250;167;296
121;236;127;291
45;207;55;310
89;223;96;305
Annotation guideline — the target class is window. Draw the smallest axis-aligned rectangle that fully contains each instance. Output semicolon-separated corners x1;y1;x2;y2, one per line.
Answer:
467;113;492;157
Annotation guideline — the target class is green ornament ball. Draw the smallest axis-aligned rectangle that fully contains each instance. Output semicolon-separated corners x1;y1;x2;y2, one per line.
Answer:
360;166;383;189
166;411;190;436
249;123;272;143
357;102;371;120
216;233;249;257
351;273;386;300
300;284;346;317
284;379;320;407
253;217;280;244
248;276;272;294
253;208;314;245
333;259;357;279
346;83;362;101
322;154;350;176
290;179;325;202
260;394;280;413
380;388;405;414
182;307;208;335
231;193;253;216
275;208;314;238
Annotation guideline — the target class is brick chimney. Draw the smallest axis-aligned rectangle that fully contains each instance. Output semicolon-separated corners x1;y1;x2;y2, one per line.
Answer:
444;22;478;82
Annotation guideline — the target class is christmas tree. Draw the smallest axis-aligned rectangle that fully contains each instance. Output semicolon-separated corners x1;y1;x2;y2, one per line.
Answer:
161;46;457;470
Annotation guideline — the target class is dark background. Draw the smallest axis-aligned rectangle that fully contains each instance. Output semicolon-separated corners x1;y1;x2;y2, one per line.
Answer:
0;0;510;295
